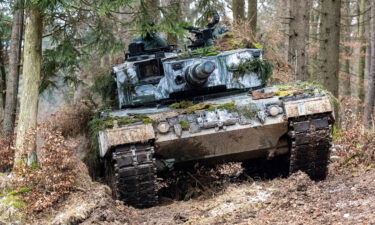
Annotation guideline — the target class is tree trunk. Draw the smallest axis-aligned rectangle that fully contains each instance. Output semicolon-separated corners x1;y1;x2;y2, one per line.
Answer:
14;8;42;165
307;2;320;81
318;0;341;98
3;7;24;136
232;0;245;22
342;0;352;96
247;0;257;35
363;1;375;129
0;39;6;123
288;0;310;81
357;0;366;105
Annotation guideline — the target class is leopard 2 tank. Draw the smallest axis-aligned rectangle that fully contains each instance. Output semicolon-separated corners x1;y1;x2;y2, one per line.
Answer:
96;33;334;208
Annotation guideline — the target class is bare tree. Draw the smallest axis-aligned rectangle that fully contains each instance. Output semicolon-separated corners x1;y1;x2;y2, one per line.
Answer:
363;1;375;129
3;6;24;136
288;0;310;80
15;8;43;165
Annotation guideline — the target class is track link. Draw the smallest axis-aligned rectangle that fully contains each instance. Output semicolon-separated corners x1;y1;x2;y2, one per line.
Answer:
288;113;333;180
105;142;158;208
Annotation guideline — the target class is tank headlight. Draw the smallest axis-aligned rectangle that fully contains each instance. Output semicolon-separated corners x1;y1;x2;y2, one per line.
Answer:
157;122;170;134
268;105;283;117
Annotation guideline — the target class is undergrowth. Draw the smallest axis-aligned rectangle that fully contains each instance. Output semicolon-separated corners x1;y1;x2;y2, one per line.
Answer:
12;119;81;215
331;97;375;172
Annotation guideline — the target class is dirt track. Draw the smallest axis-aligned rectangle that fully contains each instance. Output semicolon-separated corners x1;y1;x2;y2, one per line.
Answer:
38;166;375;225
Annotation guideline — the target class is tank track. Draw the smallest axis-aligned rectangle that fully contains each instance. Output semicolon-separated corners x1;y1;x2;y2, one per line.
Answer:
288;113;333;180
105;142;158;208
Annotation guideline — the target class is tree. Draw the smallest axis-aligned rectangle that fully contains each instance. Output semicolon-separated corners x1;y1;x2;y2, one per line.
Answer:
363;1;375;129
247;0;257;35
318;0;341;98
288;0;310;81
0;12;12;125
14;6;43;164
357;0;366;104
232;0;245;22
3;3;24;136
341;0;353;96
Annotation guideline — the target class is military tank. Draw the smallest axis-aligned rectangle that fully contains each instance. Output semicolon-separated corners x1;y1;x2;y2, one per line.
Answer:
97;24;334;208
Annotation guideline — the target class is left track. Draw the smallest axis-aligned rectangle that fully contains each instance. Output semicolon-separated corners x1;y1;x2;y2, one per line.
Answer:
105;142;158;208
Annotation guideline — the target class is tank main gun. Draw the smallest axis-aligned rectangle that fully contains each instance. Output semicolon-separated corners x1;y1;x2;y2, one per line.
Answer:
185;61;216;86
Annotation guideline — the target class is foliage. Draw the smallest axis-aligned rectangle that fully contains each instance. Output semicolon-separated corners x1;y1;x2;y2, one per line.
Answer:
195;0;225;27
0;13;11;42
229;58;274;84
179;120;190;130
178;46;219;59
90;72;118;107
40;40;82;93
132;0;190;39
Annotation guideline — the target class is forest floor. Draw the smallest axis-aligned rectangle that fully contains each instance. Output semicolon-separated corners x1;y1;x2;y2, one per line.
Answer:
35;162;375;225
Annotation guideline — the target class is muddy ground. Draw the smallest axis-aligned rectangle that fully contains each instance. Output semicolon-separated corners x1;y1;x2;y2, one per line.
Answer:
36;163;375;225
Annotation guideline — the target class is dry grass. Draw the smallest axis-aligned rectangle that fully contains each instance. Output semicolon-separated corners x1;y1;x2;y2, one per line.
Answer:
49;103;93;138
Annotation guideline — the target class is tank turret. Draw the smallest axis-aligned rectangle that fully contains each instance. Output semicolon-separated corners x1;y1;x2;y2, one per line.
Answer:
185;61;216;86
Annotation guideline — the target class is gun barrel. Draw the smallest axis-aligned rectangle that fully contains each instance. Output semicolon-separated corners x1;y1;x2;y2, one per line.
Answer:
185;61;216;86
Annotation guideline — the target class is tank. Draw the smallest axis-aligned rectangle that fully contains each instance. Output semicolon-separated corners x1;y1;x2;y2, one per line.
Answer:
97;28;335;208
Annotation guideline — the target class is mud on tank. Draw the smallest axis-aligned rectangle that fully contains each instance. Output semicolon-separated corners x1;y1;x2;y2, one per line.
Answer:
96;33;335;208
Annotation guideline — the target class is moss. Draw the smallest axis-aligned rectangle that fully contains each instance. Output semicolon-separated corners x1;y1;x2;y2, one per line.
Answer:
179;120;190;130
276;81;339;108
117;117;134;126
178;46;219;59
274;90;297;97
169;101;194;109
0;188;30;210
208;102;237;112
133;114;155;124
186;102;212;113
252;42;263;49
228;58;274;84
